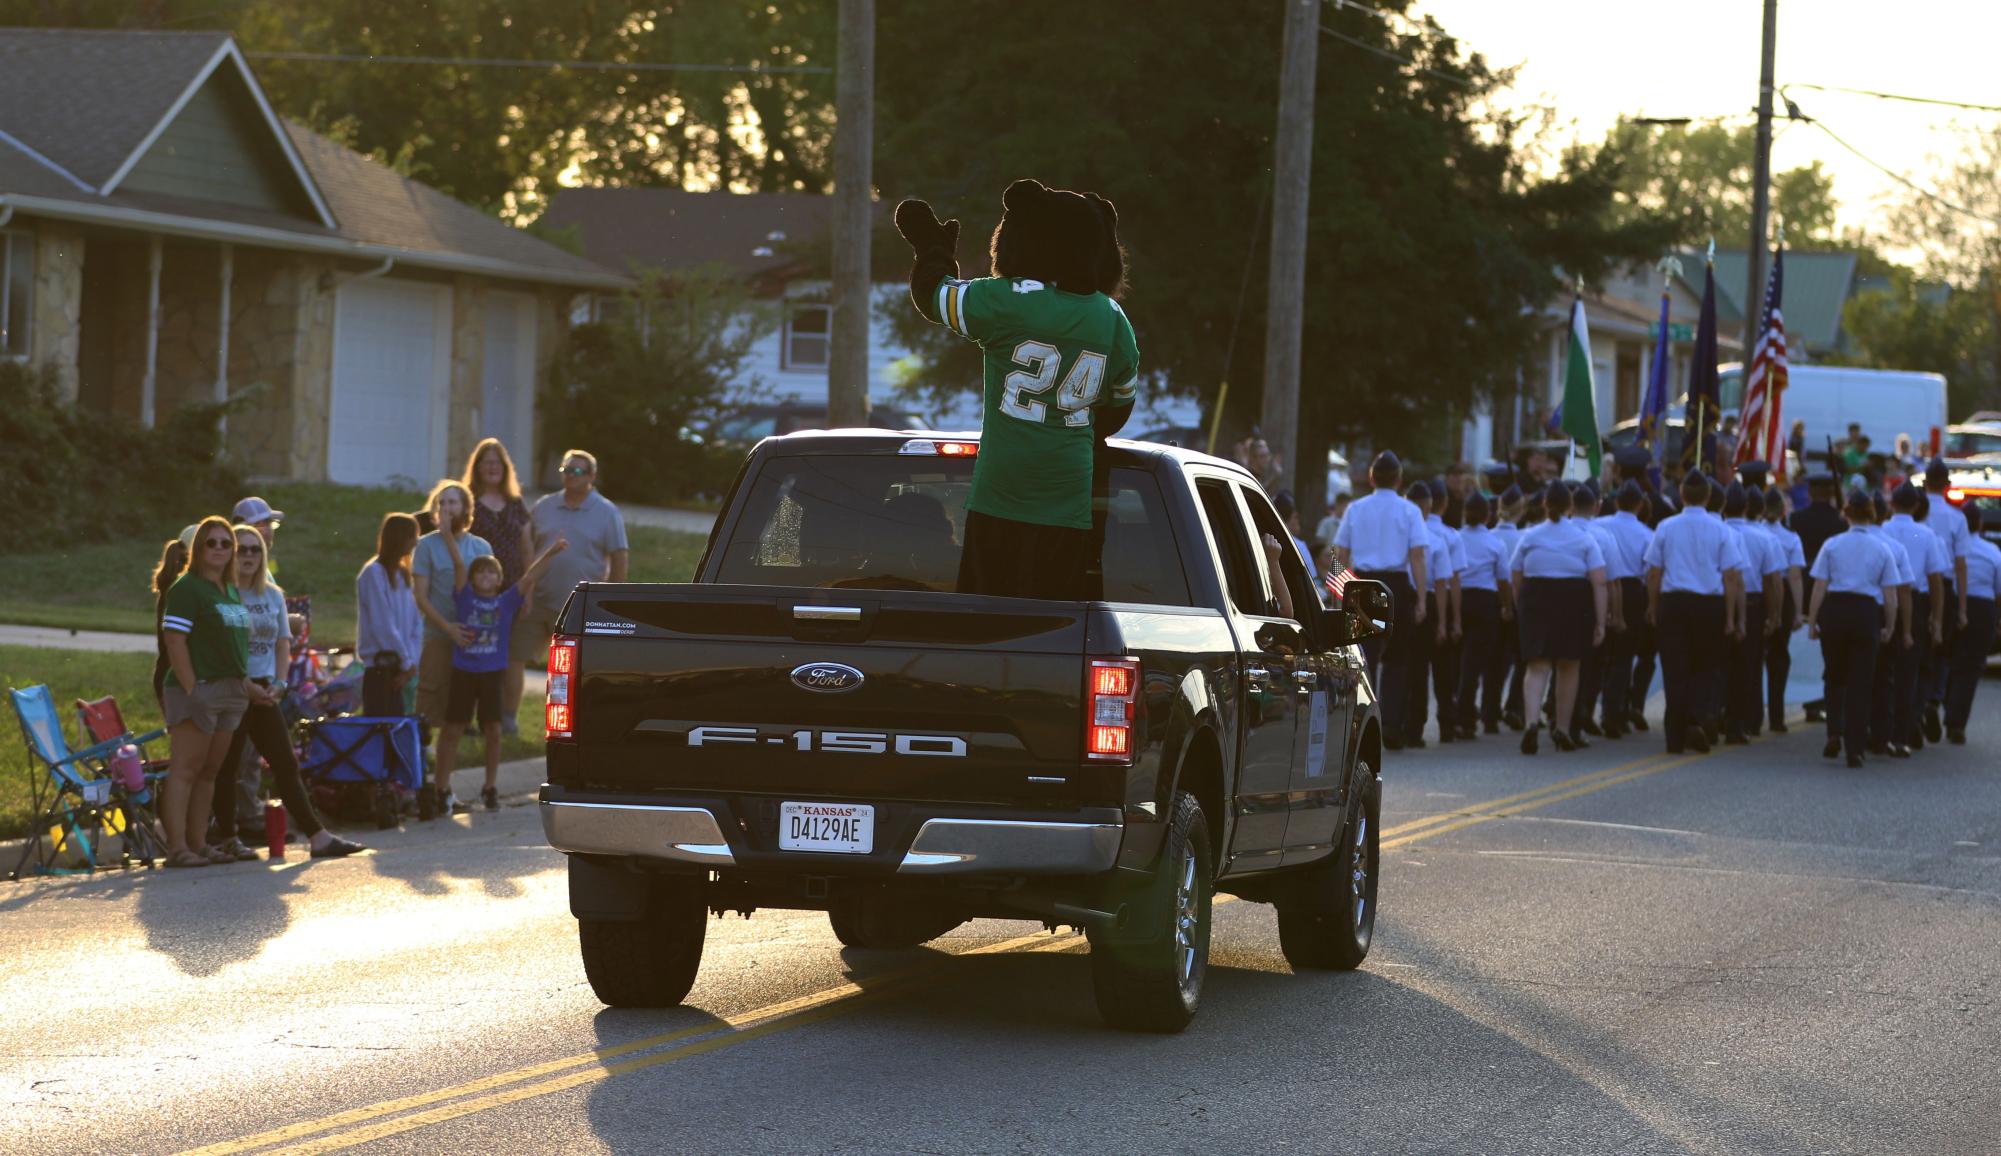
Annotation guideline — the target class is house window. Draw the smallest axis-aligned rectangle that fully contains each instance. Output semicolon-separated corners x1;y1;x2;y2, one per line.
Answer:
783;303;830;370
0;230;31;359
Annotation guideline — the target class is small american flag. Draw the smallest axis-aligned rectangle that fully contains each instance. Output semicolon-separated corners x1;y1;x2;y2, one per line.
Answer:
1323;565;1351;605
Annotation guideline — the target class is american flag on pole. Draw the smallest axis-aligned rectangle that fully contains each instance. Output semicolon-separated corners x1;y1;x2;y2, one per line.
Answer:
1323;564;1351;606
1736;244;1788;476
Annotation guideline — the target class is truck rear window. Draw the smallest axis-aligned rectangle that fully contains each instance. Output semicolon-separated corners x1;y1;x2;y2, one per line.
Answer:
713;455;1191;605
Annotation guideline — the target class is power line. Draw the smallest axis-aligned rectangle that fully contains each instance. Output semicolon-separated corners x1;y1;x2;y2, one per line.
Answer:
1316;25;1473;88
244;51;830;75
1783;82;2001;115
1808;117;2001;226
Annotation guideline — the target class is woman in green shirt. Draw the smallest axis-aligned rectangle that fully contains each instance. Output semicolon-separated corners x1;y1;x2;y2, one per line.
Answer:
159;515;253;868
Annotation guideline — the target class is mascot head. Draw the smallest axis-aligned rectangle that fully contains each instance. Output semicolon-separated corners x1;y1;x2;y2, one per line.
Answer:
989;178;1125;297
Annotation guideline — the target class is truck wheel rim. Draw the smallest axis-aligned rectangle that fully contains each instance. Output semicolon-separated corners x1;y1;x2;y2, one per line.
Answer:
1174;843;1199;986
1350;812;1370;930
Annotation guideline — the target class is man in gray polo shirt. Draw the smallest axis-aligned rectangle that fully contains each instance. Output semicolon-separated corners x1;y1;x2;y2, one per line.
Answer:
514;449;629;667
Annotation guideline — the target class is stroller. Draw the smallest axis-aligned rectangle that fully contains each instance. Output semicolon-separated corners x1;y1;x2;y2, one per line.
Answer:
299;716;424;830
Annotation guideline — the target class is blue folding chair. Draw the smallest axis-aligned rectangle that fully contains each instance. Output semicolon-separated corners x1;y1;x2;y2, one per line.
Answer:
8;685;157;878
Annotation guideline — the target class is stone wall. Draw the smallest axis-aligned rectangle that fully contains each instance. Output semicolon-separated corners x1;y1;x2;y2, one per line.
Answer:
27;220;84;402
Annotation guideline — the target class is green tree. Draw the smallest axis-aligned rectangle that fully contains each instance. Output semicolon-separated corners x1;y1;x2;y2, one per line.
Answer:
1600;120;1841;249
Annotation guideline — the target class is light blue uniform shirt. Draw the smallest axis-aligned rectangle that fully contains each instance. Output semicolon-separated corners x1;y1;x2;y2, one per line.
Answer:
1925;493;1972;562
1964;537;2001;601
1642;508;1745;595
1597;511;1654;583
1854;525;1917;587
1457;526;1508;592
1769;522;1806;570
1583;518;1630;580
1333;489;1428;578
1883;514;1949;582
1510;518;1606;579
1422;518;1455;589
1810;529;1901;602
1492;522;1521;573
1725;518;1785;583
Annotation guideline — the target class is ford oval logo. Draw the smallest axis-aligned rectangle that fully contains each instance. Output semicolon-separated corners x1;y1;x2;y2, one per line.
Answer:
791;662;865;693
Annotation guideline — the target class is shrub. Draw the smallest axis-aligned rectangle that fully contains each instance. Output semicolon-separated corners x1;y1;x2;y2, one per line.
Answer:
0;361;242;554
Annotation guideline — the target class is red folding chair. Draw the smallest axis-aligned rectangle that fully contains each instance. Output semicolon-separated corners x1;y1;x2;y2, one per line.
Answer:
76;696;170;780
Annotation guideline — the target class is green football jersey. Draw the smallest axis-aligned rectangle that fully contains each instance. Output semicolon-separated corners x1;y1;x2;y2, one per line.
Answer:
930;275;1139;529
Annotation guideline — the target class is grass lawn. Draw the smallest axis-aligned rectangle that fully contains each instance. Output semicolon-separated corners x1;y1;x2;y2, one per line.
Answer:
0;643;550;840
0;481;709;647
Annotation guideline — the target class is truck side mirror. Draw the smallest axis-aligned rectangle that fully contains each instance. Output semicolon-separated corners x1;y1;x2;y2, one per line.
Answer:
1340;578;1393;643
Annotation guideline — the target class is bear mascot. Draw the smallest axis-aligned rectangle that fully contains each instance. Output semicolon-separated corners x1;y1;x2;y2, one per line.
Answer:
894;179;1138;601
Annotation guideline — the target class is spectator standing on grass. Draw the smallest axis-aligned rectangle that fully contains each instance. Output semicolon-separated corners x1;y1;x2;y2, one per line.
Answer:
214;523;364;859
434;530;569;813
518;450;629;663
150;529;193;708
158;517;251;869
411;481;492;735
462;438;537;737
356;513;423;718
232;496;283;576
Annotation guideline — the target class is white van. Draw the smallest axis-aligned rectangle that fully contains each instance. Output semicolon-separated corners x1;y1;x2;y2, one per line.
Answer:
1713;364;1948;461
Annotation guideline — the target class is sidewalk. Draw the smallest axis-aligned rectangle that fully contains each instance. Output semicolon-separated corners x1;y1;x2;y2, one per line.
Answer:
0;624;157;653
616;502;717;536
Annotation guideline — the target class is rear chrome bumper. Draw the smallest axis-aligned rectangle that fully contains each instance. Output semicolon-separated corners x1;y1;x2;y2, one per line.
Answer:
540;800;735;866
897;818;1121;875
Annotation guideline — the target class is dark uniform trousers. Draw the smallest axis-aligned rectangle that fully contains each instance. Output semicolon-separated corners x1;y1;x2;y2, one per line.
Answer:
1892;592;1930;746
1946;596;1998;732
1601;577;1646;727
1428;590;1458;739
1403;592;1438;744
1728;592;1765;738
1487;609;1518;727
1357;571;1418;744
1765;584;1795;726
1925;581;1956;709
1657;592;1725;751
1577;632;1605;734
1456;588;1501;732
1820;592;1882;758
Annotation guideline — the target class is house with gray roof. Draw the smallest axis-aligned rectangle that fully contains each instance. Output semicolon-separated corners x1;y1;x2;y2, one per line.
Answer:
0;28;628;485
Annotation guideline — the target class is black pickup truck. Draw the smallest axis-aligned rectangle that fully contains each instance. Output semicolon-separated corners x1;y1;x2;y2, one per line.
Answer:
540;430;1391;1031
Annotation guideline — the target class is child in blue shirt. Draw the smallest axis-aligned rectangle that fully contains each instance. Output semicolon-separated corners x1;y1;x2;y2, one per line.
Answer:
435;531;566;812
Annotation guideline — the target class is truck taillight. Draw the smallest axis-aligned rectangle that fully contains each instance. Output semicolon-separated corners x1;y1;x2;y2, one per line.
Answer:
546;636;578;740
1087;658;1141;762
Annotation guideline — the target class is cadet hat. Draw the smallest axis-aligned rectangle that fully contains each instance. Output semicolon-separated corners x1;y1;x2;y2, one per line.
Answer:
1613;444;1652;472
1925;457;1950;485
1737;459;1771;488
1892;481;1922;509
1617;479;1645;505
1480;459;1511;482
1498;484;1523;509
1404;480;1432;503
232;496;285;525
1723;481;1748;516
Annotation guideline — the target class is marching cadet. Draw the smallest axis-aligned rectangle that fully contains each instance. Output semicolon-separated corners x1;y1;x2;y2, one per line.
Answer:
1759;484;1806;731
1723;484;1784;743
1922;459;1973;740
1509;480;1608;754
1806;489;1902;768
1597;481;1655;737
1333;452;1430;751
1944;505;2000;744
1613;444;1674;527
1454;492;1512;738
1420;484;1467;743
1860;492;1917;757
1882;484;1950;751
1791;470;1846;723
1403;481;1457;746
1643;472;1745;754
1573;482;1622;743
1492;486;1526;731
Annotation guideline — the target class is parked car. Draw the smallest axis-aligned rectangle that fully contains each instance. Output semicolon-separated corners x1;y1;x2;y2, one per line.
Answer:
539;430;1389;1031
1943;422;2001;464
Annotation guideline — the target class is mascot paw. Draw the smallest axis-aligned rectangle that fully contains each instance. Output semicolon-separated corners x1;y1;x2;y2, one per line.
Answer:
895;198;960;255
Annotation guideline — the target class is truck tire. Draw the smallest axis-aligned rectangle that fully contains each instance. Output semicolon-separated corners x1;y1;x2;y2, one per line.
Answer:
826;894;964;949
1087;790;1212;1033
1276;767;1379;971
577;879;708;1008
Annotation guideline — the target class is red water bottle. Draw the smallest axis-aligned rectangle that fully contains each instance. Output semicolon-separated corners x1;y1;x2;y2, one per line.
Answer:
265;801;288;860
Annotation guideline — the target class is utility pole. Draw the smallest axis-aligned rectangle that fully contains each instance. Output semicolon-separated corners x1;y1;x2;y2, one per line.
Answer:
1260;0;1318;503
828;0;874;428
1743;0;1778;361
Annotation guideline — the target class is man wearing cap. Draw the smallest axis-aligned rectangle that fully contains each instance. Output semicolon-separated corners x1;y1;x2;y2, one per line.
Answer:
1454;491;1512;737
1333;452;1430;751
1597;481;1654;736
1722;484;1784;742
233;496;283;574
1757;483;1806;730
1410;481;1462;745
1643;472;1745;754
1572;482;1621;740
1883;483;1949;750
1920;459;1972;740
1857;492;1918;755
1491;485;1525;730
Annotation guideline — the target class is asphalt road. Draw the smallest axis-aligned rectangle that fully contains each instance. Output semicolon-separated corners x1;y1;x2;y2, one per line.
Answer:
4;690;1999;1155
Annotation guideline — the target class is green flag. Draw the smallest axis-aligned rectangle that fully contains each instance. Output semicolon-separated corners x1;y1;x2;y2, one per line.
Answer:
1561;297;1602;479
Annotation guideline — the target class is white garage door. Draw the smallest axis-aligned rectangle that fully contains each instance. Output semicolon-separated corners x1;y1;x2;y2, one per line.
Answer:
328;279;451;487
481;290;538;464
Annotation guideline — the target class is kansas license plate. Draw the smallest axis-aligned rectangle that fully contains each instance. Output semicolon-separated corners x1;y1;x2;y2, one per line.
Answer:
779;801;874;854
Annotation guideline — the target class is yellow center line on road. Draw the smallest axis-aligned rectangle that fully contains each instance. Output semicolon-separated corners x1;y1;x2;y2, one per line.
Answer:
192;715;1801;1154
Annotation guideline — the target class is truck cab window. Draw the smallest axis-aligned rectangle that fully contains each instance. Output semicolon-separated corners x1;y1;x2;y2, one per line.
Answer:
1240;484;1316;624
1195;478;1269;617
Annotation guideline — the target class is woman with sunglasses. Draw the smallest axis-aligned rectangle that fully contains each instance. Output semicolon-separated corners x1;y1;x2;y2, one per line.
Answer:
212;523;366;860
159;516;253;868
461;438;536;735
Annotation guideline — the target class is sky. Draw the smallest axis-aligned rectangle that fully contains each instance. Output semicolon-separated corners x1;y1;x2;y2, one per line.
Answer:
1410;0;2001;236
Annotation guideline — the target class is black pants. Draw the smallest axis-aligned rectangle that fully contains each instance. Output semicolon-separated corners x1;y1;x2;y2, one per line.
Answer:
1925;582;1957;707
1403;592;1438;743
1487;609;1517;726
1727;593;1765;738
1766;584;1795;725
1820;592;1882;758
1892;592;1930;745
1945;597;1998;731
1357;571;1418;743
213;698;325;839
959;510;1091;600
363;665;405;718
1576;633;1604;735
1457;588;1502;730
1657;592;1724;751
1506;618;1527;720
1428;591;1457;738
1601;577;1645;727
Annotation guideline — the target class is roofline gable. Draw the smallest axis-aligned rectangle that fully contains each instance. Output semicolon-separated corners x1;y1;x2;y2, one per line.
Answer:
0;125;94;193
97;39;336;230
